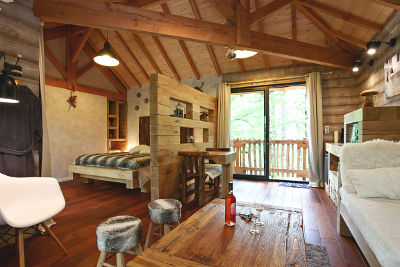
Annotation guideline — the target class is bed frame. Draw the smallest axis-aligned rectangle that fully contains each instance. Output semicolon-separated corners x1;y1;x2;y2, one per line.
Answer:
69;165;149;192
337;177;381;267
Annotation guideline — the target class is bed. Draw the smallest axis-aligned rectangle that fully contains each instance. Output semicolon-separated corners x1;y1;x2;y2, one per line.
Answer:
69;146;151;191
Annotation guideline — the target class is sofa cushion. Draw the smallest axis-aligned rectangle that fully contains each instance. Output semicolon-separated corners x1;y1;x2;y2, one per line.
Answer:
340;188;400;267
340;140;400;194
348;167;400;199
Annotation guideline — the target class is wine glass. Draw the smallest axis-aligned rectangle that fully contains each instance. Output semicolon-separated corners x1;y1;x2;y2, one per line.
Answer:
249;207;260;235
254;204;264;226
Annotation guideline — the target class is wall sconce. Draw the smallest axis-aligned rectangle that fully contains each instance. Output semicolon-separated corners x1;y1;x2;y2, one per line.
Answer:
352;60;362;72
0;52;22;103
366;38;397;55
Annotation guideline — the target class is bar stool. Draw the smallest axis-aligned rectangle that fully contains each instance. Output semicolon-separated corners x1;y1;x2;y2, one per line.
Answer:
144;199;181;249
96;216;142;267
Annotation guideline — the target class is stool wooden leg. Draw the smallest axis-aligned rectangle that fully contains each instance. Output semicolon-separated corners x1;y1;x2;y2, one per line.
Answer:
116;253;126;267
41;223;68;254
96;252;107;267
17;228;25;267
144;221;155;249
163;224;170;234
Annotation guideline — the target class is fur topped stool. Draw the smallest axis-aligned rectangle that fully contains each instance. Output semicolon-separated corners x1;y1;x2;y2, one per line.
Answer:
144;199;181;249
96;216;142;267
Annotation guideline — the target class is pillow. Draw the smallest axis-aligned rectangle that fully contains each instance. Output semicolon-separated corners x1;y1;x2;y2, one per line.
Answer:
128;145;150;154
347;167;400;199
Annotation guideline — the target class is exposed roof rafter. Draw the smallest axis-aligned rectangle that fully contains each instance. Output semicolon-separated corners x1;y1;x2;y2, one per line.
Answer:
161;2;200;80
298;0;382;32
152;36;181;81
370;0;400;10
114;31;150;82
254;0;270;71
132;33;162;74
250;0;291;25
96;29;142;87
34;0;355;69
189;0;222;77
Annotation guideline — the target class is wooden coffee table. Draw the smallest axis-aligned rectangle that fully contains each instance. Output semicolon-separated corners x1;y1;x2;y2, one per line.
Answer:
128;199;306;266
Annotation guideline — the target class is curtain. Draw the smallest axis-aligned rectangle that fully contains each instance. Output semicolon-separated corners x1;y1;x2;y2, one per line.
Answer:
39;23;52;177
217;83;231;148
306;72;324;187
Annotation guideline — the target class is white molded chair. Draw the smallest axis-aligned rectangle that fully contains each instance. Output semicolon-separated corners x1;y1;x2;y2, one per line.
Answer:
0;173;67;267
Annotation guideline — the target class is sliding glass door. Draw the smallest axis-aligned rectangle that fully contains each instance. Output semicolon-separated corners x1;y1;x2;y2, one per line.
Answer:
231;88;268;180
230;83;309;182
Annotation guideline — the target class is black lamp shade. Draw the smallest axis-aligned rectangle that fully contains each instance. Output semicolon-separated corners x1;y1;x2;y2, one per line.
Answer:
0;72;19;103
93;41;119;67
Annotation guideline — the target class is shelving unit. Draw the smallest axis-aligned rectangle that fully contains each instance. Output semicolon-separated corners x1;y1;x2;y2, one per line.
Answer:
150;73;217;200
107;99;128;152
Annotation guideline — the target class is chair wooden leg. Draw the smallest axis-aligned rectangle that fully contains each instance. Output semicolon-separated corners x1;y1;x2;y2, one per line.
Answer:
41;223;68;254
144;221;155;249
17;228;25;267
96;251;107;267
116;253;126;267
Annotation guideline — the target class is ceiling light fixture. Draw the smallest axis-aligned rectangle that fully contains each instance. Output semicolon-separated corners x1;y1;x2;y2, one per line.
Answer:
352;60;362;72
366;38;397;55
226;49;257;60
93;30;119;67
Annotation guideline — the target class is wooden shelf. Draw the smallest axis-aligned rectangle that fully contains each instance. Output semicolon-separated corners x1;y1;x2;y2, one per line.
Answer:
108;138;127;141
107;99;127;152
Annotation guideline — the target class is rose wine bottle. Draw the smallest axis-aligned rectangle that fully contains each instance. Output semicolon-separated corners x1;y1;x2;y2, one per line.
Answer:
225;182;236;226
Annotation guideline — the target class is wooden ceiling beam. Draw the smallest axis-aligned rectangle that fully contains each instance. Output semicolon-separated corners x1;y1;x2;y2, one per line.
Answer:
161;3;200;80
71;28;94;63
33;0;355;69
132;33;162;74
44;26;67;41
370;0;400;10
76;61;95;78
331;29;366;49
294;2;354;54
254;0;270;71
114;31;150;82
113;0;170;8
291;1;297;67
46;76;127;101
96;29;141;87
298;0;382;32
44;43;67;80
188;0;222;77
206;0;236;25
238;59;245;74
84;42;128;94
152;36;181;81
250;0;291;25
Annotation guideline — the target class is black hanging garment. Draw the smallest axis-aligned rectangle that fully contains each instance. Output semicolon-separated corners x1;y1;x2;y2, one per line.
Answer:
0;86;42;177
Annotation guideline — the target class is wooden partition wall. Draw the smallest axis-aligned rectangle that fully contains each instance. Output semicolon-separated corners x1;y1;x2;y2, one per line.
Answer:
150;73;217;200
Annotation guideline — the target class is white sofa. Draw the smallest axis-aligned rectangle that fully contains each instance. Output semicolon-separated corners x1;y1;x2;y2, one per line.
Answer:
338;140;400;267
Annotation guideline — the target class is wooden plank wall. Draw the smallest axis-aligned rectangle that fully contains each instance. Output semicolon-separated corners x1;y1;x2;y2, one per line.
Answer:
150;73;217;200
321;70;361;143
358;13;400;108
0;0;40;95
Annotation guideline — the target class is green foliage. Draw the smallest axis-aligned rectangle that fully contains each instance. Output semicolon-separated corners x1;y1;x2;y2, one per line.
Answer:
230;88;308;141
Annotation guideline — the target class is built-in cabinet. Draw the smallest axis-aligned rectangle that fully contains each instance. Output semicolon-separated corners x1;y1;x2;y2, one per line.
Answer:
107;99;127;152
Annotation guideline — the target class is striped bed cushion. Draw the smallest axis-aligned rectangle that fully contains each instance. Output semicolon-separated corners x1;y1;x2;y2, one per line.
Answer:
74;152;150;170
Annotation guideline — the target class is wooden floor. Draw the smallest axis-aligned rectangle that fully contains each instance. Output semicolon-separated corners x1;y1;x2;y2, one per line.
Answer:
0;179;367;267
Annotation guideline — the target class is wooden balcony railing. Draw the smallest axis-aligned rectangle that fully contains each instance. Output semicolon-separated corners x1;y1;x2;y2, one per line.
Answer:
231;138;309;181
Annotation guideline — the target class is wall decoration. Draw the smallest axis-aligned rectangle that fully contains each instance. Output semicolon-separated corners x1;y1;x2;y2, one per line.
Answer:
384;53;400;98
137;92;141;98
135;105;139;111
67;91;77;109
144;98;149;104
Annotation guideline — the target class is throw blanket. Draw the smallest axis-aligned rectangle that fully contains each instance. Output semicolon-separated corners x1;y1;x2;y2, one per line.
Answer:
74;152;150;170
